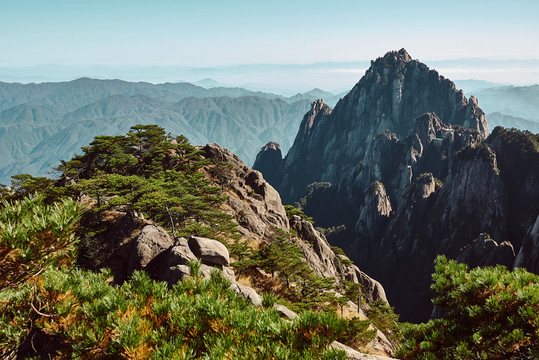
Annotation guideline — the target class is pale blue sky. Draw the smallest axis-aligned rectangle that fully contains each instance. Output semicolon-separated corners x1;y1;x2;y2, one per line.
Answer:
1;0;538;87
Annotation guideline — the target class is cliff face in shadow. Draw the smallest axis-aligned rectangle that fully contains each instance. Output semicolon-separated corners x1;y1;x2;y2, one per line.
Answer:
254;49;538;322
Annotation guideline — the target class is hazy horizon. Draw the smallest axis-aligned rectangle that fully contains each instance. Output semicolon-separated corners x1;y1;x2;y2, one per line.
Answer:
1;57;538;95
2;1;538;93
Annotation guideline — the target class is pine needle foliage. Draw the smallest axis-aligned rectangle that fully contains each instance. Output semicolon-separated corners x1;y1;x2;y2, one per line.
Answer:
396;255;539;360
0;194;82;287
0;125;401;357
55;125;238;241
1;267;349;359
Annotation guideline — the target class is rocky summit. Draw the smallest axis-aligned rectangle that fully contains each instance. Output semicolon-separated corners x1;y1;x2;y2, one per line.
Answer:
254;49;539;322
255;48;489;205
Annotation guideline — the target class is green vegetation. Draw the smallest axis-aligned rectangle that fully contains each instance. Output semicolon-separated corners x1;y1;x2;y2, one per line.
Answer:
316;224;347;238
330;246;353;265
283;204;314;224
7;124;535;359
54;125;238;242
1;174;56;202
234;228;338;313
336;317;377;350
0;125;390;358
0;194;82;287
0;263;349;359
8;124;537;359
397;256;539;360
491;126;539;154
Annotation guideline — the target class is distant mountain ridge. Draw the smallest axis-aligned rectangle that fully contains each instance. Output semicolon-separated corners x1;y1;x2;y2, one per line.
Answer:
469;84;539;121
0;78;343;184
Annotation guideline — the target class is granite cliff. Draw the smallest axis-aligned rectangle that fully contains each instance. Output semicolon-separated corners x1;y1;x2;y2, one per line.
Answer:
255;49;488;205
254;49;539;322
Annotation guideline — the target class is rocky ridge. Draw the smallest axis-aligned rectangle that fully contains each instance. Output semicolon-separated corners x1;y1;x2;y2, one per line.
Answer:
255;49;489;204
254;49;539;322
77;142;394;357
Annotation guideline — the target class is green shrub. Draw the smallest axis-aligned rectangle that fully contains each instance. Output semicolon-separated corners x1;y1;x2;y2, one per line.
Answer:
262;292;277;308
396;256;539;360
283;204;314;223
0;194;82;287
0;267;348;359
337;317;377;349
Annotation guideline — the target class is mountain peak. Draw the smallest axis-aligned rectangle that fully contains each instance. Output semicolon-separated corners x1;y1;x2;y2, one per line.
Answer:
371;48;413;69
302;99;331;135
261;141;281;152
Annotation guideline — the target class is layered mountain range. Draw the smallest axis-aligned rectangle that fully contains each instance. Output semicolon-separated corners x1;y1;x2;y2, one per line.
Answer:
2;74;537;187
254;49;539;322
0;79;349;184
468;84;539;133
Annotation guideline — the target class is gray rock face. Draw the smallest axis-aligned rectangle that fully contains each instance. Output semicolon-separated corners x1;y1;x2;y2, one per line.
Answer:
352;131;410;203
203;143;389;305
188;235;230;266
254;49;539;322
514;214;539;273
202;143;289;238
253;142;284;187
290;215;387;303
458;233;515;268
127;224;175;274
230;284;262;306
77;210;147;283
369;144;508;321
256;49;489;204
354;182;392;256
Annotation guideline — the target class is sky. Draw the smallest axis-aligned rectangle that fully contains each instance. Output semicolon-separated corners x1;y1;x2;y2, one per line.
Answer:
1;0;539;91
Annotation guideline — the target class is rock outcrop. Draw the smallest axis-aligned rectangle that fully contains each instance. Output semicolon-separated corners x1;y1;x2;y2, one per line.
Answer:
201;143;388;304
127;224;175;274
253;142;284;187
290;215;387;303
78;142;389;317
331;341;399;360
255;48;488;204
202;143;289;238
70;139;398;358
514;214;539;273
188;235;230;266
458;233;515;268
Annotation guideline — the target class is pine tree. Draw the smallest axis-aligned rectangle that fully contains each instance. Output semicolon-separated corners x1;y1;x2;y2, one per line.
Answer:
397;256;539;360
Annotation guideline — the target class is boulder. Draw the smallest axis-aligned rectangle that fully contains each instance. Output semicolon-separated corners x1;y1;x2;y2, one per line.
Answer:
144;237;197;285
167;265;191;284
127;224;174;274
331;341;398;360
230;284;262;307
188;235;230;266
169;237;197;266
273;303;297;320
162;264;234;285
